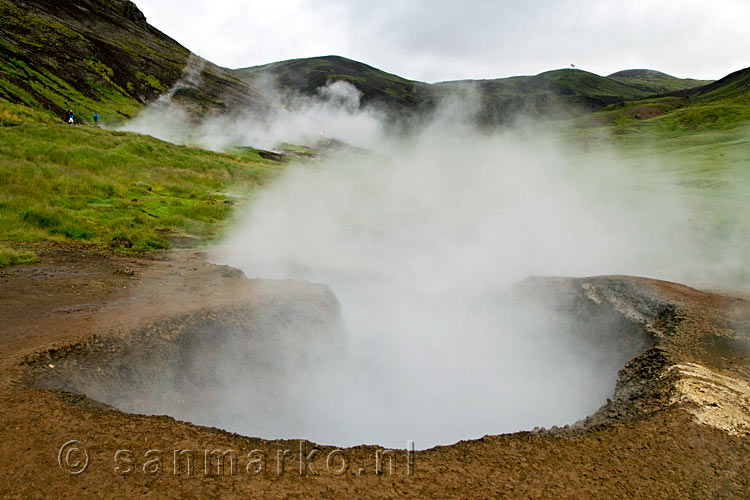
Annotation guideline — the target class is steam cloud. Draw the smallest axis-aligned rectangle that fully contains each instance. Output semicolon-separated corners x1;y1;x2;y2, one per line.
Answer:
120;62;749;448
119;56;385;151
118;54;206;144
210;98;747;448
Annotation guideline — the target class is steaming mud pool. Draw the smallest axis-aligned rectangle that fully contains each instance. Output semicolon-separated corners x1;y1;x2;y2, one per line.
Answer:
1;249;748;499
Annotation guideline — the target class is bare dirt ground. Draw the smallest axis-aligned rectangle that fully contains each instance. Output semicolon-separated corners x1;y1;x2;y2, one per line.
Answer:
0;245;748;499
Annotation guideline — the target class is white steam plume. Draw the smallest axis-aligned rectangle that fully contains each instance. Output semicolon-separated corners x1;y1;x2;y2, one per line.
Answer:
118;58;386;151
197;79;386;151
117;67;749;448
118;54;205;144
205;101;748;449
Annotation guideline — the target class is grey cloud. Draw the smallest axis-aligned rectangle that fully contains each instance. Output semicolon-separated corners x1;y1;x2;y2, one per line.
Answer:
135;0;749;83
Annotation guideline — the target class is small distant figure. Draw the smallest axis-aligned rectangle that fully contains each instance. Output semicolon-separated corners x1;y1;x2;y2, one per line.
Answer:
93;112;99;125
65;109;74;125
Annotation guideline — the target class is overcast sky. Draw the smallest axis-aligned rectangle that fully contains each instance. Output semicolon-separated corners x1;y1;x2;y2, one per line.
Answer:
134;0;749;82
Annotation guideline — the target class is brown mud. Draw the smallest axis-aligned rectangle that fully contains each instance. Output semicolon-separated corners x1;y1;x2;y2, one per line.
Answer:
0;246;748;499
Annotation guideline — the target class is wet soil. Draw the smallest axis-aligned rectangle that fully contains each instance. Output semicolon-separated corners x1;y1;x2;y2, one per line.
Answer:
0;245;748;499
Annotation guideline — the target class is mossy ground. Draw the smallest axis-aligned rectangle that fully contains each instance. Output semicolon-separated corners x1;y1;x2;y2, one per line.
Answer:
0;102;283;255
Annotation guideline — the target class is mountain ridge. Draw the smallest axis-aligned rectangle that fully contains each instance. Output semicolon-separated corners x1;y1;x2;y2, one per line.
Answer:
1;0;743;131
233;55;715;125
670;66;750;101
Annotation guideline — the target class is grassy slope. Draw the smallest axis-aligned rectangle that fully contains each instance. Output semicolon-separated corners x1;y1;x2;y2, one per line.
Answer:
682;66;750;101
441;69;649;101
608;69;713;94
544;67;750;284
0;0;744;280
0;0;281;266
0;102;283;258
0;0;139;122
574;67;750;136
234;55;435;112
430;69;657;125
0;0;268;126
538;69;649;101
236;57;711;126
2;60;745;259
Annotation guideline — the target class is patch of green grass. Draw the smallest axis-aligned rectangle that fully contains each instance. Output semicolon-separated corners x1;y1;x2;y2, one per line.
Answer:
0;244;37;268
0;49;140;124
85;59;129;97
0;101;58;126
0;0;143;125
540;86;750;289
0;102;284;252
135;72;166;93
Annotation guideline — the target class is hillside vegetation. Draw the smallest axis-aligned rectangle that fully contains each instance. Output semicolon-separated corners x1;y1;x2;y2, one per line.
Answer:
0;0;747;272
571;66;750;137
235;55;714;125
0;0;717;128
608;69;712;94
0;102;283;260
0;0;268;125
677;66;750;102
435;69;655;125
235;55;435;114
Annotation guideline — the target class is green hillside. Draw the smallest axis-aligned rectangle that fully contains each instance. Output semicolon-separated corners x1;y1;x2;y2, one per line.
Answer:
235;57;711;126
0;0;718;130
537;69;650;101
434;69;659;124
583;67;748;136
540;66;750;286
0;0;268;125
558;64;750;235
442;68;649;102
0;0;746;272
608;69;712;94
571;64;750;137
0;101;283;262
678;66;750;101
234;55;437;115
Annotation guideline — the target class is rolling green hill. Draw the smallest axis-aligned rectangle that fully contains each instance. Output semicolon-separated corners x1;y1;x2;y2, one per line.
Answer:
608;69;712;94
0;0;268;125
571;64;750;137
235;57;712;126
0;0;720;130
543;66;750;287
441;68;647;103
234;55;437;117
676;66;750;102
435;68;660;124
0;0;717;129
